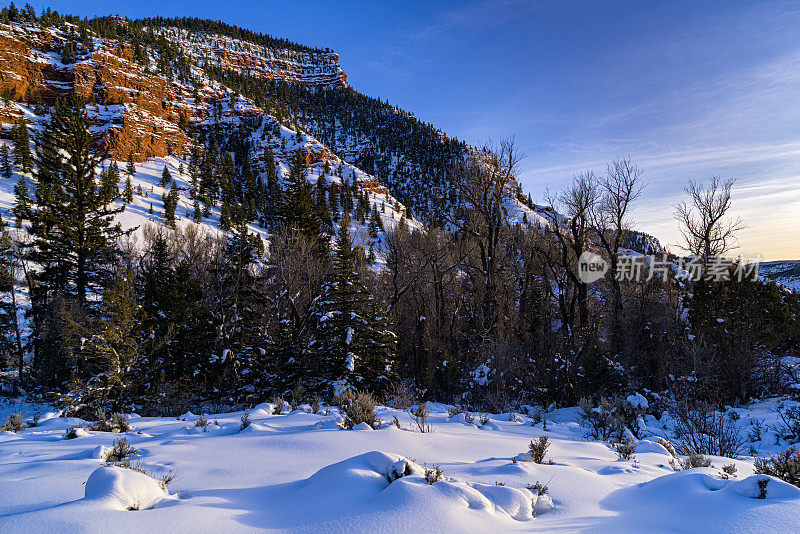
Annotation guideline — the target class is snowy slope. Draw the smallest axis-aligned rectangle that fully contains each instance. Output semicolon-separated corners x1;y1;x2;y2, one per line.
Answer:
0;399;798;533
759;261;800;293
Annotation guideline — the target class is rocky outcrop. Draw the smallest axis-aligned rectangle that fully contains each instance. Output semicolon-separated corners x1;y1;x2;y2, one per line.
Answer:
0;24;191;161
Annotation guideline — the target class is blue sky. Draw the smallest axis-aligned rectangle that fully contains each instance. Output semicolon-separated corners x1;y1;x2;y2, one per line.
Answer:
27;0;800;259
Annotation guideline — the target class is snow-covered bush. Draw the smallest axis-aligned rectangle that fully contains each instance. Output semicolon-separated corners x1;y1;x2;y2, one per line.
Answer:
526;481;548;496
195;414;210;429
671;402;745;458
102;436;140;464
754;447;800;487
272;397;286;415
528;436;550;464
63;425;82;439
424;465;443;484
578;397;625;442
334;389;378;429
84;465;172;510
89;411;131;433
239;410;251;431
1;412;26;432
658;438;678;458
614;439;637;460
670;453;712;471
409;402;431;433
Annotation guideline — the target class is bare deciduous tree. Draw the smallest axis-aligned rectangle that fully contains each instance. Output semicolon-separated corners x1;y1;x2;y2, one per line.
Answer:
451;136;522;337
675;176;745;262
593;158;644;351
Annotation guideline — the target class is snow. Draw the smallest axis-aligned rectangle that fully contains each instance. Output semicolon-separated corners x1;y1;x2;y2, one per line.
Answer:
1;398;799;532
84;465;170;511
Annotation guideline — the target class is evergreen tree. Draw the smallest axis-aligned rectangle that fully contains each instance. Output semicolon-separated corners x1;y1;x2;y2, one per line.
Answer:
192;199;202;223
26;100;128;307
263;146;283;229
308;212;397;395
100;161;120;200
126;153;136;177
12;117;32;174
12;175;29;228
282;150;321;239
164;186;178;228
123;176;134;203
0;145;12;179
160;165;172;187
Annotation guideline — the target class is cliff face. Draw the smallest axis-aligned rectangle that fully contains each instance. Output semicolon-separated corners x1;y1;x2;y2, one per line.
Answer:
164;28;347;88
0;21;348;161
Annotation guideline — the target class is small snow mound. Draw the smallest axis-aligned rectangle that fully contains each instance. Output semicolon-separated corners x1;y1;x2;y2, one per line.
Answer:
352;422;373;431
90;445;110;459
84;465;168;511
732;475;800;500
448;412;476;426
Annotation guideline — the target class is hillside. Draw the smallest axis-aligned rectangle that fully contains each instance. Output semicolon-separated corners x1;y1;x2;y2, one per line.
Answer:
0;15;420;251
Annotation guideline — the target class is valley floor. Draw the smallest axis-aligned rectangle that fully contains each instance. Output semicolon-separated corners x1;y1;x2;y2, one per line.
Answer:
1;400;799;533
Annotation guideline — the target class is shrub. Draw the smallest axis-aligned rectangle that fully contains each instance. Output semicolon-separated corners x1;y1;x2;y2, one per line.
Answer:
614;439;637;460
754;447;800;487
89;412;131;433
63;425;81;439
385;381;416;409
334;389;378;429
578;397;625;442
777;406;800;444
658;438;678;458
409;402;431;433
670;453;713;471
272;397;286;415
103;437;140;464
748;419;765;443
720;463;737;479
530;408;544;427
529;436;550;464
240;411;251;431
1;412;26;433
479;413;490;426
671;402;745;458
290;382;307;411
195;414;209;428
757;478;769;499
424;465;443;484
120;459;176;491
527;481;548;496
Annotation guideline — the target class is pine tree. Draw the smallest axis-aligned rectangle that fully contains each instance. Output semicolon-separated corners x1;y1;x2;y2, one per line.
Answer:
126;153;136;177
164;186;178;228
308;212;397;395
0;145;12;179
192;199;202;223
263;146;283;229
220;195;233;231
26;101;128;307
100;161;120;200
160;165;172;187
282;150;321;239
12;175;29;228
315;174;332;233
123;176;134;202
12;117;32;174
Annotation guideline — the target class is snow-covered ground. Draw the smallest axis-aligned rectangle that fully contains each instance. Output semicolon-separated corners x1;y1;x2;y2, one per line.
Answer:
1;399;798;533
